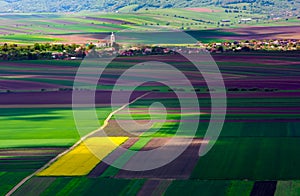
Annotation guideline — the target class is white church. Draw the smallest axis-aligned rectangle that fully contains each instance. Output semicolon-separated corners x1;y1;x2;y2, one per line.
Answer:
94;32;116;48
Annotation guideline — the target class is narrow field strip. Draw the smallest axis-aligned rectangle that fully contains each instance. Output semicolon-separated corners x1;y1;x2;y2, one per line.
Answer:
37;137;128;176
12;177;56;196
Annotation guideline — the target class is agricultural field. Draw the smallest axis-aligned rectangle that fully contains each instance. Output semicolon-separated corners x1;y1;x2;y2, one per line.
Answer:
0;50;300;195
0;8;299;44
0;0;299;194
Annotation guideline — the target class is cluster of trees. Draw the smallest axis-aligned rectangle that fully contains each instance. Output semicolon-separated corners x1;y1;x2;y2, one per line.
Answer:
228;87;279;92
119;46;172;56
205;39;300;53
148;14;213;29
222;0;299;17
0;43;85;60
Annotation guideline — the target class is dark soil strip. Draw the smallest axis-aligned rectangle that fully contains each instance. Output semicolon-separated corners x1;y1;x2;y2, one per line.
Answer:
88;138;139;178
250;181;277;196
0;90;146;105
116;138;202;179
137;180;160;196
12;177;56;196
0;148;66;157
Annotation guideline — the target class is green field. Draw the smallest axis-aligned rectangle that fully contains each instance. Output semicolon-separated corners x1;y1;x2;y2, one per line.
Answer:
0;107;111;148
165;180;230;195
191;137;300;180
0;172;32;196
0;34;62;44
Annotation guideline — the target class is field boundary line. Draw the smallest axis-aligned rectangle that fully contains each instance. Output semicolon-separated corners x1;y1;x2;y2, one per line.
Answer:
6;92;150;196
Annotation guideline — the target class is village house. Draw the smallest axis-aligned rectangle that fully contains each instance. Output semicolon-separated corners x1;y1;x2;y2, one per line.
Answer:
221;19;231;23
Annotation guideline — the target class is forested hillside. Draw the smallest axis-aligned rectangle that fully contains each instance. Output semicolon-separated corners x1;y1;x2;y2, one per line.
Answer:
0;0;299;17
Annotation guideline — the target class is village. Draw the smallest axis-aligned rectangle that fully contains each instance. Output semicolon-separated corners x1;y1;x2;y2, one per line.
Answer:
83;32;300;57
0;32;299;61
76;32;300;58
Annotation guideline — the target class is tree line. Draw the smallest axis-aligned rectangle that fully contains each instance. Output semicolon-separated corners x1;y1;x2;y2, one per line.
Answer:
0;43;85;60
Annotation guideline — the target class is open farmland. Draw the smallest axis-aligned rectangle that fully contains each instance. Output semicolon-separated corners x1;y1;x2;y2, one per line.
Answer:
1;51;300;195
2;8;300;44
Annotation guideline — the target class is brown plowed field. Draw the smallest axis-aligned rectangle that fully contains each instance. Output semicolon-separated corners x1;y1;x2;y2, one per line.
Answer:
225;26;300;40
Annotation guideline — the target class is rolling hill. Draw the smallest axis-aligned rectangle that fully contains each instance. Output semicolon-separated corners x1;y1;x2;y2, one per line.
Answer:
0;0;299;18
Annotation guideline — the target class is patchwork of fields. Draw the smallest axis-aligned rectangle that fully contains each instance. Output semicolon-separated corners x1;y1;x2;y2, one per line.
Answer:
1;51;300;195
0;8;299;44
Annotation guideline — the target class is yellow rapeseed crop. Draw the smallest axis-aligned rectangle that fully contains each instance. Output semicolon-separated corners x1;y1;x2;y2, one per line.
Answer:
37;137;128;176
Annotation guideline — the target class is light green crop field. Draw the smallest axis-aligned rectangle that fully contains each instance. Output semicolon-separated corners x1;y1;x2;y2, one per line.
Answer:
0;107;111;148
0;34;62;43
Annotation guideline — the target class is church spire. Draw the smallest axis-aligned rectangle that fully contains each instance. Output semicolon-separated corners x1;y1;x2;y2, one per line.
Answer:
110;32;116;46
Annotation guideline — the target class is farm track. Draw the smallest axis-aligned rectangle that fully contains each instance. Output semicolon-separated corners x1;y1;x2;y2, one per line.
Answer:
5;92;150;196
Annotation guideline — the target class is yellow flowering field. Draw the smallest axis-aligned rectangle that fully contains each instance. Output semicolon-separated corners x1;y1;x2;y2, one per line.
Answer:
37;137;128;176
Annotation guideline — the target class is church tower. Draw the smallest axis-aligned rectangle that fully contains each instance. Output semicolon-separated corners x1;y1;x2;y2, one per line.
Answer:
110;32;116;46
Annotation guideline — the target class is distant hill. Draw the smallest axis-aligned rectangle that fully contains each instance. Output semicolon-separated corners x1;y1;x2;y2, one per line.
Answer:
0;0;299;17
